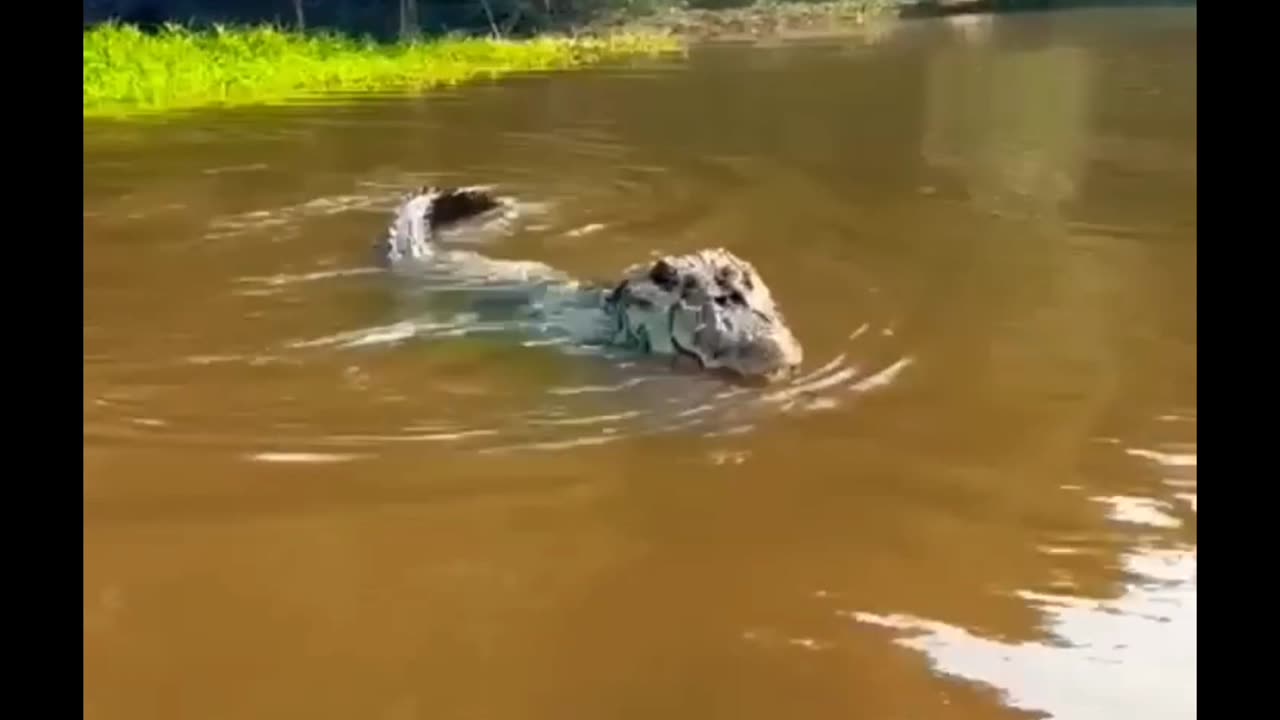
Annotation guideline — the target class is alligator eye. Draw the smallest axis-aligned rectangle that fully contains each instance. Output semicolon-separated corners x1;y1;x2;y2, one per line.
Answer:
682;275;702;298
728;291;746;306
648;260;679;291
714;296;728;307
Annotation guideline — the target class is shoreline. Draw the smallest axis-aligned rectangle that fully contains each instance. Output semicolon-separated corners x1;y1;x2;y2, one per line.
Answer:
83;2;906;119
585;1;905;43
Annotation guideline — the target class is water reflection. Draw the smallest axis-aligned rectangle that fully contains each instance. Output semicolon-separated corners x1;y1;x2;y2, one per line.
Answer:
922;29;1094;217
853;431;1196;720
854;546;1194;720
849;13;1194;717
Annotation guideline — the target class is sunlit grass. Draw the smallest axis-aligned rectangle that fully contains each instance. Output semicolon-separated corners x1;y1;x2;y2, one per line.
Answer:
84;23;683;117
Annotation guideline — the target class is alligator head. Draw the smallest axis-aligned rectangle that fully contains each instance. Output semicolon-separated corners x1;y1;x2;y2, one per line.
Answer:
603;249;804;383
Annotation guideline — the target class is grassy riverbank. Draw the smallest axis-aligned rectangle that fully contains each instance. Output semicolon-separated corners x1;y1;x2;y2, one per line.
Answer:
83;23;682;117
83;2;909;117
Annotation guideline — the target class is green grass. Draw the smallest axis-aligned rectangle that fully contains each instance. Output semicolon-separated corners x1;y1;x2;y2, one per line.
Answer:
84;23;683;117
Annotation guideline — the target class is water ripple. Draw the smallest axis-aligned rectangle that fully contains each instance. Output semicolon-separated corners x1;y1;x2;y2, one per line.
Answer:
95;174;920;457
248;451;366;464
206;192;386;239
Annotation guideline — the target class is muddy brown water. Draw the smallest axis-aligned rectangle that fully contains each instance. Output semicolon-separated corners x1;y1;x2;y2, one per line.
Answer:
84;8;1195;720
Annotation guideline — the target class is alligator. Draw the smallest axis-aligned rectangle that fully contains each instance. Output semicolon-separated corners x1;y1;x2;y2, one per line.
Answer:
376;186;804;383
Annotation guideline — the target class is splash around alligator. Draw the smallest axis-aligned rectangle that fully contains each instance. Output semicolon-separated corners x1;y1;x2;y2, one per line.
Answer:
376;186;804;383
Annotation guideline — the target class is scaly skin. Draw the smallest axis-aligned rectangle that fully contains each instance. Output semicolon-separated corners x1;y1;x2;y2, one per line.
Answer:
378;186;803;382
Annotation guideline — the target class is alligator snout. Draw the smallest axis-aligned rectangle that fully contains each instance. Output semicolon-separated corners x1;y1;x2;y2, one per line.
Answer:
713;323;803;384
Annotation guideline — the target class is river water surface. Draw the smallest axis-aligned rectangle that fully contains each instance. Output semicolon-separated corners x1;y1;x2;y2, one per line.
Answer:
84;8;1196;720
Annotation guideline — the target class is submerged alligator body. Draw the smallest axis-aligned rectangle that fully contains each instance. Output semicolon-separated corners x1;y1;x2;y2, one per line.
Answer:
377;186;804;382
